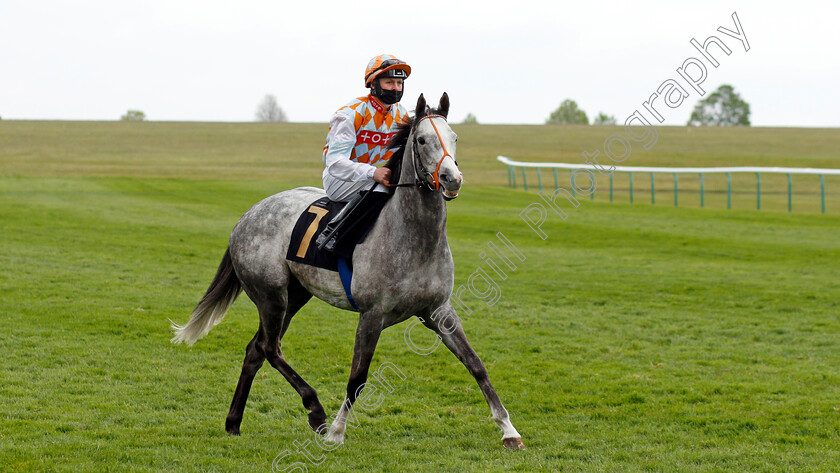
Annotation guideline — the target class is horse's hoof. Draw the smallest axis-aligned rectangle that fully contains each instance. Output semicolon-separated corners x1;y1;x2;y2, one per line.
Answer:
503;437;526;450
324;430;345;446
225;419;241;436
308;411;328;433
311;422;329;435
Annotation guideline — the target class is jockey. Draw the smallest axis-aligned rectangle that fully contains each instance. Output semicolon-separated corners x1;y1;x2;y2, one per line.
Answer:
316;54;411;253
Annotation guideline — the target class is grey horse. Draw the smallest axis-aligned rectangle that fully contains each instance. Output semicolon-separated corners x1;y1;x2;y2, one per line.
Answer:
171;93;526;450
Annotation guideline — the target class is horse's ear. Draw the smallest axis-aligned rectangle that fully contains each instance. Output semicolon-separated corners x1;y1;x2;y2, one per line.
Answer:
438;92;450;118
416;94;427;119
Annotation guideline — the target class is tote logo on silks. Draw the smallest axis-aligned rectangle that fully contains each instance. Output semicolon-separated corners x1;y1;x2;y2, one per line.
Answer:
357;130;397;146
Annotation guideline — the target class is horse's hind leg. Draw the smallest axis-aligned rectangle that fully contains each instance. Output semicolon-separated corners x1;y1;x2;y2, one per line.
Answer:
421;303;526;450
226;330;266;435
260;281;327;433
225;277;323;434
275;278;325;432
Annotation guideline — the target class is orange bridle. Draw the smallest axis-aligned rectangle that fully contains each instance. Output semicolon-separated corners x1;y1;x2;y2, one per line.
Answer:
414;114;455;190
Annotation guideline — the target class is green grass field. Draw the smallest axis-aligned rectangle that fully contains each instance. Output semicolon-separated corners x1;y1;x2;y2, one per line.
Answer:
2;121;839;472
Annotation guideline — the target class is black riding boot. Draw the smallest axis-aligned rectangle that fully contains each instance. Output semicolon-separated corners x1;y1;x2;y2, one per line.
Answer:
315;191;368;253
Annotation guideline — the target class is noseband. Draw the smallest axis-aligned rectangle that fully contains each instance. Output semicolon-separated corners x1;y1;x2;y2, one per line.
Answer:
412;114;456;191
389;114;457;192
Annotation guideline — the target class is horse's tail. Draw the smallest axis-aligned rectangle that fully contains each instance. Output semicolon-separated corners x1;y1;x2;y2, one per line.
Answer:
171;247;242;346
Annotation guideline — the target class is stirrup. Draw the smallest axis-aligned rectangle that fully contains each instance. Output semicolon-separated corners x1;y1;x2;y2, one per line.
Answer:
315;191;367;252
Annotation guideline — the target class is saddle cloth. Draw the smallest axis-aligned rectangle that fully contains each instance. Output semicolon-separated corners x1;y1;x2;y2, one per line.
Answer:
285;192;390;271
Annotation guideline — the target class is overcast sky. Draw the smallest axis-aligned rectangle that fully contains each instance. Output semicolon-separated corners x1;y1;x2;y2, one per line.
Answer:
1;0;838;127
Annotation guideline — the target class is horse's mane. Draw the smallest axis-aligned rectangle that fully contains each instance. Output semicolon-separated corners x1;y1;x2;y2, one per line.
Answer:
383;106;446;182
383;121;413;172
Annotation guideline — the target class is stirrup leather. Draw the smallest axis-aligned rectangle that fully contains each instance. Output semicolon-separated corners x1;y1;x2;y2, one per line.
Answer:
315;192;367;252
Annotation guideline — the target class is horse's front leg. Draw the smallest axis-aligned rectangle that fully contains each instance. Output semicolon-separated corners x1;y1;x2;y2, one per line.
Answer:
421;303;526;450
325;311;384;445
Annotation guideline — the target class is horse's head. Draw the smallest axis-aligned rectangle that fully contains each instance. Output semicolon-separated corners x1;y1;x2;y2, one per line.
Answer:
411;93;463;200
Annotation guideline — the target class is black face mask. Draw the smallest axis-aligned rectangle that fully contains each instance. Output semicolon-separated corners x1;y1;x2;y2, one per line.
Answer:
373;82;403;105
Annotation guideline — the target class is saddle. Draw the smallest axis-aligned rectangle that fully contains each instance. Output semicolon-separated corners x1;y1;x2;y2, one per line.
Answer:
285;191;390;271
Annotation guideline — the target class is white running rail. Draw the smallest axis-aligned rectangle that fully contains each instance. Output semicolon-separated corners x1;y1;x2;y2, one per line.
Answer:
496;155;838;213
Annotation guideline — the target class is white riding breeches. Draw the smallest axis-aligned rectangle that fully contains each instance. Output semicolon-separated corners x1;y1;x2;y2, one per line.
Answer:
322;168;389;202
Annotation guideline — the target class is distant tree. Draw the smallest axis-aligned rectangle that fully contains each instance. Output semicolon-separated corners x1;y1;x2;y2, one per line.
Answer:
462;113;478;125
546;99;588;125
688;84;750;126
121;110;146;121
593;112;616;125
256;94;287;122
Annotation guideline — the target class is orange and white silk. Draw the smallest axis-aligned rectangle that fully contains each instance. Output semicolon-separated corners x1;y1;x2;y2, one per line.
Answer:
322;95;409;186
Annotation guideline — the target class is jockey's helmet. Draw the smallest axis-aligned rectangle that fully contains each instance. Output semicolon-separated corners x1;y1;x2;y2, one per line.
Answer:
364;54;411;88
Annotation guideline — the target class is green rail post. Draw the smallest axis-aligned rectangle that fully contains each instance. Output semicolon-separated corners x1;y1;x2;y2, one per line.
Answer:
536;168;542;192
674;173;678;207
629;172;634;203
787;173;792;212
609;171;614;202
700;173;705;208
570;170;576;197
553;168;558;190
727;172;732;209
508;166;513;187
590;170;595;200
521;167;528;191
650;172;655;205
756;172;761;210
821;174;826;214
511;166;516;188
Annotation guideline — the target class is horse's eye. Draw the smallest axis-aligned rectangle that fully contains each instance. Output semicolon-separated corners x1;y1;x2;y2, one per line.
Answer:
418;137;426;145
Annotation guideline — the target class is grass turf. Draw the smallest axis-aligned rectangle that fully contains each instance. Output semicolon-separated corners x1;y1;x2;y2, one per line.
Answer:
1;121;839;472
